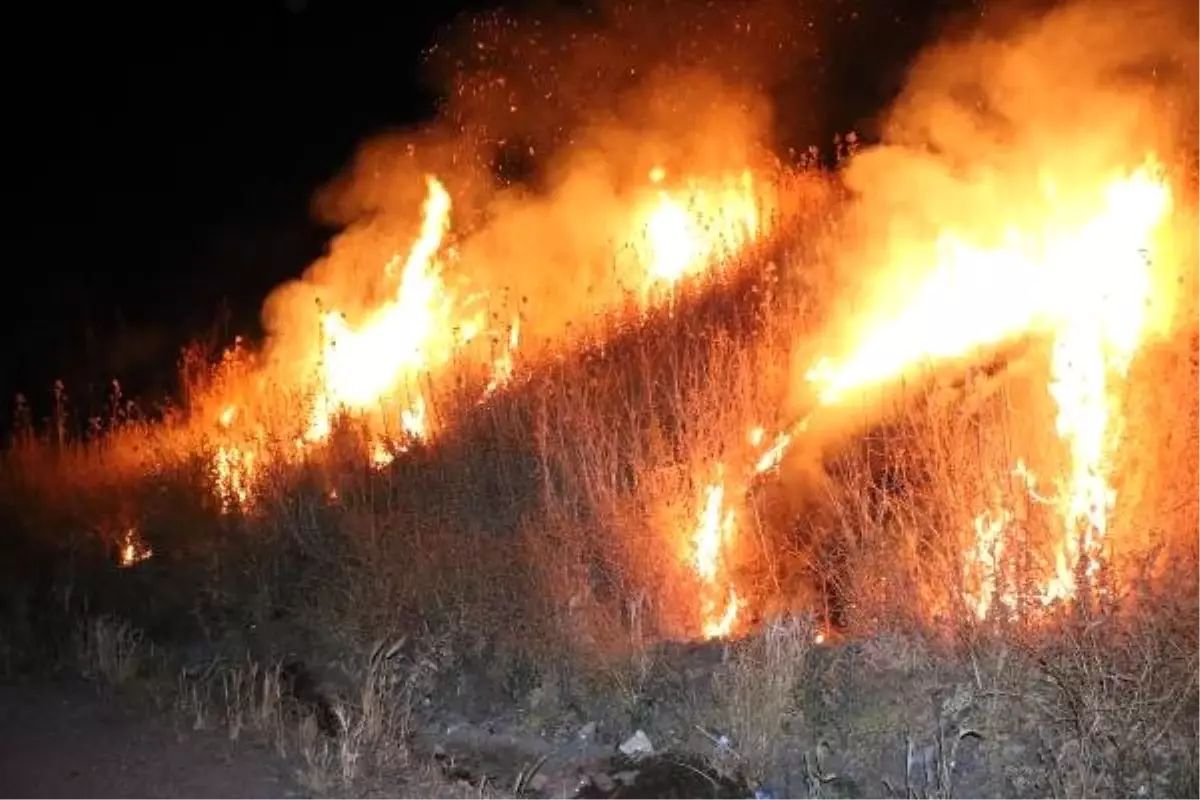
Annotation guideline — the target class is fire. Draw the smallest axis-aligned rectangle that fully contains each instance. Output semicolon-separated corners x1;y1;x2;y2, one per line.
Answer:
796;157;1172;619
484;316;521;396
688;426;798;639
1038;172;1168;600
214;444;257;514
304;176;470;446
200;165;770;518
633;167;762;296
117;528;152;568
187;143;1172;640
964;461;1039;619
210;404;259;513
194;160;773;644
297;166;764;459
691;467;744;639
967;163;1171;618
689;158;1176;632
805;161;1170;408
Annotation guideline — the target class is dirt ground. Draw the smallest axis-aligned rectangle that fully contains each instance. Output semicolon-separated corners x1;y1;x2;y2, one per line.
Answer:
0;681;306;799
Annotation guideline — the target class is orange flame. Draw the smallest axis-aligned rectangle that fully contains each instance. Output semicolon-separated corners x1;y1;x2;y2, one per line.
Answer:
807;160;1171;410
203;166;769;516
800;157;1172;619
691;467;744;639
966;162;1171;618
304;176;466;445
633;167;761;297
688;425;804;640
118;528;152;568
484;316;521;396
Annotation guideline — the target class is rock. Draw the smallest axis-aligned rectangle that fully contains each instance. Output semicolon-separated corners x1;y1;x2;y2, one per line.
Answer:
579;722;597;742
575;754;749;798
618;729;653;759
590;772;615;793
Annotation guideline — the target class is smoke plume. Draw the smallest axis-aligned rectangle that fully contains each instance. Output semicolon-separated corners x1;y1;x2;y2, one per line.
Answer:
791;0;1197;421
259;0;824;374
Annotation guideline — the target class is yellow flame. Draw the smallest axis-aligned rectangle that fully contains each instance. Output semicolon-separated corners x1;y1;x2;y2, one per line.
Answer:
806;160;1171;409
214;445;257;513
118;528;152;568
692;468;744;638
900;159;1175;618
203;165;770;515
634;168;761;295
305;176;462;444
1037;165;1170;605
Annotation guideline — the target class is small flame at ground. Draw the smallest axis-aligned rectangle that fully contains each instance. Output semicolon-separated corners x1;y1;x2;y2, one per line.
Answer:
688;425;807;640
484;316;521;396
691;468;744;639
118;528;152;568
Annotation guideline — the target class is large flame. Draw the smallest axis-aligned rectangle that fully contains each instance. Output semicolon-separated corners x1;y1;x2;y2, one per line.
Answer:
963;163;1173;617
304;176;470;446
195;150;1175;639
633;167;761;297
202;165;771;521
797;158;1173;619
805;160;1171;408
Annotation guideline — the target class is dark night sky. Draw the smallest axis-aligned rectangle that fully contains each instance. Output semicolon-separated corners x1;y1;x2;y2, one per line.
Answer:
7;1;488;400
5;0;958;407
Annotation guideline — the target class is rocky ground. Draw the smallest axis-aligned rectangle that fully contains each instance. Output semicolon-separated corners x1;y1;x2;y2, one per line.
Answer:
2;607;1196;799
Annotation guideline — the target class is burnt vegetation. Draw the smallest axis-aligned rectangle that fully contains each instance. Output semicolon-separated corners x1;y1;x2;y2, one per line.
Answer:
2;0;1198;797
2;166;1196;796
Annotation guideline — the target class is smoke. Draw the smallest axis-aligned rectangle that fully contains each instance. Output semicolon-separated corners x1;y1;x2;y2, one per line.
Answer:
855;0;1193;204
789;0;1197;425
259;0;824;374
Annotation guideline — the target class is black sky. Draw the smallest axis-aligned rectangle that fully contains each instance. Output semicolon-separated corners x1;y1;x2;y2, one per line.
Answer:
7;1;488;396
5;0;959;405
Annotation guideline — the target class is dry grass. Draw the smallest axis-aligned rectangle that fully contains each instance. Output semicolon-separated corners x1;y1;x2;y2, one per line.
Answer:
74;614;147;687
165;630;462;795
710;612;822;783
0;161;1196;796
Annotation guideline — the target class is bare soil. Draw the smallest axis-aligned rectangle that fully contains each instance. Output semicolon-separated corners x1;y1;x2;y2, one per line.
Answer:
0;680;306;799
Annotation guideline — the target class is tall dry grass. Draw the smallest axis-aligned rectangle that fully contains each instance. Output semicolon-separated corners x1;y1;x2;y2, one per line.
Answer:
0;159;1195;795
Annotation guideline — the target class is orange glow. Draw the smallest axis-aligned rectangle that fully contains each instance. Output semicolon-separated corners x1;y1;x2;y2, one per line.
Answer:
687;424;813;640
117;528;152;568
691;468;744;639
484;316;521;396
632;168;762;297
196;162;773;637
797;158;1173;619
17;0;1192;668
303;176;467;446
200;165;770;526
806;160;1172;408
214;444;257;514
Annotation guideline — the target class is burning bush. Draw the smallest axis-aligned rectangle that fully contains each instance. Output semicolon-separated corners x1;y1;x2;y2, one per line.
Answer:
0;0;1196;794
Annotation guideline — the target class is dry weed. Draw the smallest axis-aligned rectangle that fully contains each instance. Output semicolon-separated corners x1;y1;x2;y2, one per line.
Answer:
74;614;145;687
711;612;821;785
